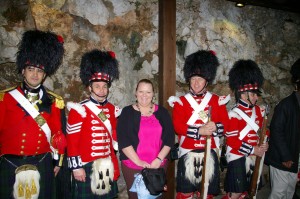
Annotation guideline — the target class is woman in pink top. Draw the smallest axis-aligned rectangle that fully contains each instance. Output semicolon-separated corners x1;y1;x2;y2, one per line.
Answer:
117;79;175;199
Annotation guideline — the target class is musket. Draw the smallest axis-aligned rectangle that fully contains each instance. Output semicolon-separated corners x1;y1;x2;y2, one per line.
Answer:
200;106;212;199
248;104;269;199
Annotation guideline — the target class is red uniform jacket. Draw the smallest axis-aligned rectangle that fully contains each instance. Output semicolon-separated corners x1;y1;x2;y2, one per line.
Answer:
66;99;120;180
172;91;229;154
226;101;269;162
0;86;65;156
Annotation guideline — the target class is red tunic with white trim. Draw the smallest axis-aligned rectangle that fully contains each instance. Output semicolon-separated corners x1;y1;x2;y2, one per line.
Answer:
172;91;229;151
225;100;269;161
66;99;120;180
0;86;65;156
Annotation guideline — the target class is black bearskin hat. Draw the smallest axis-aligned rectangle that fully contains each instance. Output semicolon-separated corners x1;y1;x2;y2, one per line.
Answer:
16;30;64;76
229;59;264;97
80;49;119;87
183;50;219;83
290;58;300;83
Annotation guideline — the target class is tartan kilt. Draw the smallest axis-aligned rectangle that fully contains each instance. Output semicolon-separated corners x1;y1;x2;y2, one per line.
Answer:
176;149;220;195
72;161;118;199
55;152;72;199
224;156;249;193
0;152;55;199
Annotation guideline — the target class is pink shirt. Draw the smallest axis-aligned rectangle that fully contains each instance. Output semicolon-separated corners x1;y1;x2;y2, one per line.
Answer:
123;105;165;169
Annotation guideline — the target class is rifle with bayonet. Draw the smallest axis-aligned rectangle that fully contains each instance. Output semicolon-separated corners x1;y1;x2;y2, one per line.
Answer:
248;104;269;198
200;106;212;199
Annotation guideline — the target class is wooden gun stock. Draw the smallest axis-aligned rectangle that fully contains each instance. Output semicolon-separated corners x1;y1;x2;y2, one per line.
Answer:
248;108;268;198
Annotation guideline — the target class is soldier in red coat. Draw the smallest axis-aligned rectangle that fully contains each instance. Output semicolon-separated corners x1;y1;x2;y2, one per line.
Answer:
168;50;230;199
66;49;120;198
223;60;269;199
0;30;67;199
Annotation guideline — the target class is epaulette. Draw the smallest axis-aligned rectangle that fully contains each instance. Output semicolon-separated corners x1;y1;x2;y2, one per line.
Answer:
229;107;242;120
0;86;17;101
80;99;89;105
218;94;231;106
47;90;65;109
67;102;87;118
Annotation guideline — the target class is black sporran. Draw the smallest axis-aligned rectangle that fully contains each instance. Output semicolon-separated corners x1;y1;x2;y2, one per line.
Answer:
141;168;166;195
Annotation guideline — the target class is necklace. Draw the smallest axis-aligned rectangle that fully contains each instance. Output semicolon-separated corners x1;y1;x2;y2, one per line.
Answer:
136;103;153;116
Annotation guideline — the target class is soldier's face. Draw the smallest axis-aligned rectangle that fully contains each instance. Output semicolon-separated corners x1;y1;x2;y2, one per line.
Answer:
89;81;109;102
190;76;207;95
241;91;258;105
22;66;46;88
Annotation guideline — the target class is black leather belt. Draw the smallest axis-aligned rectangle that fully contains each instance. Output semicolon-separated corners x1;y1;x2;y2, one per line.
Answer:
2;153;48;160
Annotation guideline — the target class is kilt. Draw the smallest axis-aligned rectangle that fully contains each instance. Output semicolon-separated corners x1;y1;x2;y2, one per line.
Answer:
0;152;55;199
176;149;220;195
224;156;249;193
55;153;72;199
72;161;118;199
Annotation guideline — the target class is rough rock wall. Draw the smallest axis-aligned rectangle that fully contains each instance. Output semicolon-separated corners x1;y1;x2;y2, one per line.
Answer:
0;0;299;114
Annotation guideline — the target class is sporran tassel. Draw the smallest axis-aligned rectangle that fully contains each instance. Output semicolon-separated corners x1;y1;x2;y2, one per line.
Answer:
25;182;31;199
31;178;37;194
18;183;24;197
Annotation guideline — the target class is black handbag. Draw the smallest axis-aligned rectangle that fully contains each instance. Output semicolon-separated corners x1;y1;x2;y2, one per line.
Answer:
141;168;166;195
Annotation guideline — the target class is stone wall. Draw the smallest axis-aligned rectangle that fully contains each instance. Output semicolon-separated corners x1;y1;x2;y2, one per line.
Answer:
0;0;300;115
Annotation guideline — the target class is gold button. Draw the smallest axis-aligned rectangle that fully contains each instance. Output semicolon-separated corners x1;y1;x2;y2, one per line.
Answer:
22;133;26;136
21;146;24;149
39;129;42;131
22;139;26;143
38;140;41;144
37;146;40;149
35;152;38;154
39;134;42;137
20;151;24;155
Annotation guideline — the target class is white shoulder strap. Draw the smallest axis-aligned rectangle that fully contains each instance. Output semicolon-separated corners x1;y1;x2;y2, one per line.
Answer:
84;101;112;135
185;92;212;125
232;107;259;140
9;89;51;144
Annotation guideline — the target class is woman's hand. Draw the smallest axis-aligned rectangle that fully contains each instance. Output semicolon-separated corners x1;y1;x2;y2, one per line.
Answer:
136;159;150;168
150;158;162;169
73;168;86;182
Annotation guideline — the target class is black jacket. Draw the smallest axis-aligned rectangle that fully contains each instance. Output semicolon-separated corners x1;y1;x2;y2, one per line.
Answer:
265;91;300;173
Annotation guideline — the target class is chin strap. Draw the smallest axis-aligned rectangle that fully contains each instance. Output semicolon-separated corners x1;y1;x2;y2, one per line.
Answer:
190;81;208;96
246;92;257;108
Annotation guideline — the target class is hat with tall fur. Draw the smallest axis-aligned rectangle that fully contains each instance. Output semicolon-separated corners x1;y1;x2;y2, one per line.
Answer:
16;30;64;76
290;58;300;83
183;50;219;83
80;49;119;87
229;59;264;95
